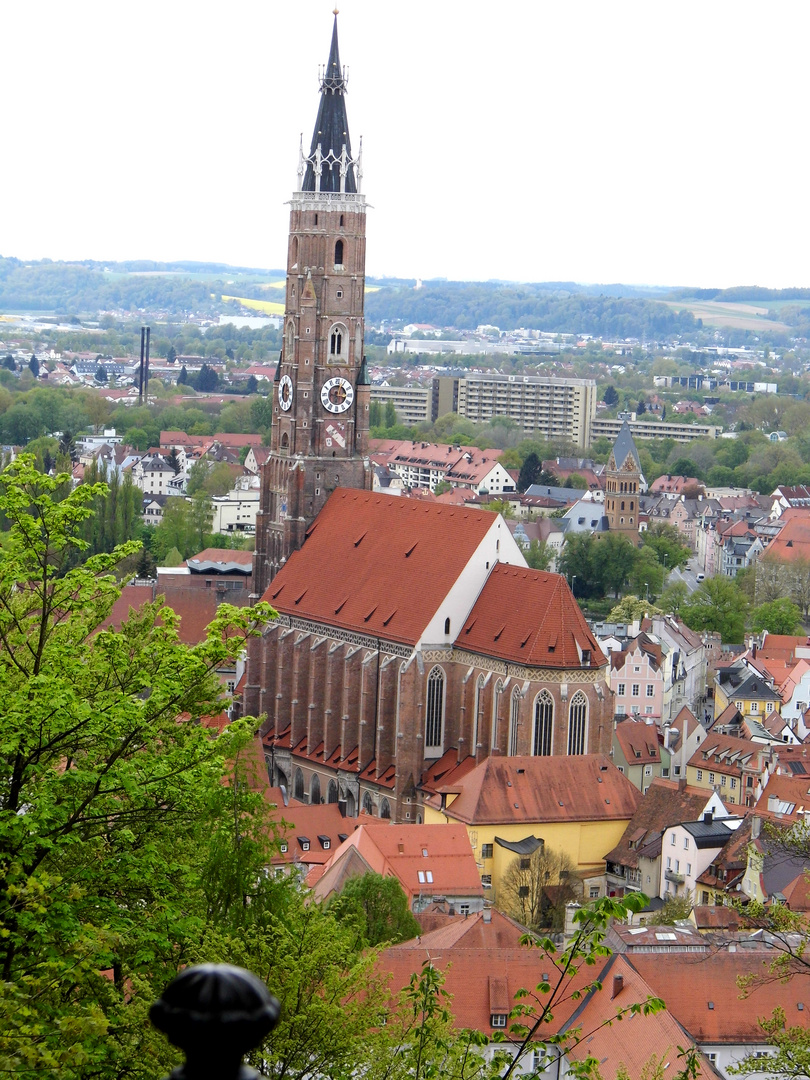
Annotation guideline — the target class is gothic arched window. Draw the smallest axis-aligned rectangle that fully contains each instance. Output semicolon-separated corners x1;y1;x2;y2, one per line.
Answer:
310;774;321;805
509;687;521;756
533;691;554;756
473;674;485;751
327;780;339;804
329;322;348;361
286;320;294;353
425;666;445;752
492;679;504;748
568;692;588;756
380;797;391;820
293;768;304;801
362;791;374;816
334;239;344;266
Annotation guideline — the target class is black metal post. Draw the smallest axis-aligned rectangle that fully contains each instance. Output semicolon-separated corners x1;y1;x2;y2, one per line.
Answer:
144;325;151;401
139;327;146;406
150;963;280;1080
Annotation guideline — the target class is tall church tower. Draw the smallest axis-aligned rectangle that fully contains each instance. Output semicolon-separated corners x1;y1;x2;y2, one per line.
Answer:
254;15;371;595
604;421;644;539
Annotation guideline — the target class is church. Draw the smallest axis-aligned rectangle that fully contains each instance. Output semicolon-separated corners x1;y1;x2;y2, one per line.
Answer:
243;18;613;822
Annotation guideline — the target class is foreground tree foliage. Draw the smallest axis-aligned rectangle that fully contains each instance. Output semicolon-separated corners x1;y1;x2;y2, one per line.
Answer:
0;458;393;1080
329;872;421;947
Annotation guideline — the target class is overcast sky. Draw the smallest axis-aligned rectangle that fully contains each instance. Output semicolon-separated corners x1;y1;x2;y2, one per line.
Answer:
4;1;807;288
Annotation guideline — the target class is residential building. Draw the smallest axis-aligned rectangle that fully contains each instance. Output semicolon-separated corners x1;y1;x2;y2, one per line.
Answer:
714;667;782;724
369;439;513;495
433;373;597;448
612;718;663;792
685;733;772;807
604;778;727;899
369;384;432;426
422;754;640;902
610;634;665;723
659;813;744;901
591;416;722;444
308;822;485;914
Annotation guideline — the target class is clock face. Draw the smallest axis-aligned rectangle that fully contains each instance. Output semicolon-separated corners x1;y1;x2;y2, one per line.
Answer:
321;376;354;414
278;374;293;411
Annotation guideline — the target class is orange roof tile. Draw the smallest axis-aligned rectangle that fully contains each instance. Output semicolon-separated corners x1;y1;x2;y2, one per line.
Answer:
628;951;807;1044
604;778;718;869
459;564;606;670
262;491;499;646
311;823;483;904
435;754;640;828
614;719;662;765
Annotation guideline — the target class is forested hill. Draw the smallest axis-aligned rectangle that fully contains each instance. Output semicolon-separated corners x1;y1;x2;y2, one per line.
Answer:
364;281;700;339
0;257;283;315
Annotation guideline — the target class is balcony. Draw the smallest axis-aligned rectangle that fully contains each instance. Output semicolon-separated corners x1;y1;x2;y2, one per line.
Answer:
665;869;685;884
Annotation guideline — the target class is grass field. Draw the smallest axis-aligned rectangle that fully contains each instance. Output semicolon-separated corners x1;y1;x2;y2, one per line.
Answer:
222;295;286;315
658;298;791;333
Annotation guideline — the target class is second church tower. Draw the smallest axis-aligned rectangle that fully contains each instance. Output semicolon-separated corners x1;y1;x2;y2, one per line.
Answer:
254;15;371;595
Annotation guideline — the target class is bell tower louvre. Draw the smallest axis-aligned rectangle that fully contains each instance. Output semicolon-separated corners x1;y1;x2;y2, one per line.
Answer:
253;14;372;597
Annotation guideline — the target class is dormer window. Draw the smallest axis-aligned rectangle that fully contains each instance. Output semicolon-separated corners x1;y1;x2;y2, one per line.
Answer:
491;1014;507;1028
279;842;288;854
298;837;310;852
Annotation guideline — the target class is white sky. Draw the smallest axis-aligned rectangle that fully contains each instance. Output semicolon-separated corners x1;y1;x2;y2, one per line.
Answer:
3;1;808;288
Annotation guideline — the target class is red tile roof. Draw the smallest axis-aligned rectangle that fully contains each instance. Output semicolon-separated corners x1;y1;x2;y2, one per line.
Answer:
604;778;718;869
310;823;483;904
101;582;221;646
614;719;662;766
434;754;640;827
628;951;807;1044
262;491;499;646
267;801;353;867
459;564;606;670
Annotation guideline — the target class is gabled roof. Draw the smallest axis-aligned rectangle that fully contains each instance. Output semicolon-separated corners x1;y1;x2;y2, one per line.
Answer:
564;954;712;1079
267;801;351;867
434;755;640;828
614;719;661;766
628;950;808;1044
263;491;498;647
389;907;529;952
688;733;770;777
310;823;484;904
459;565;606;670
604;778;718;869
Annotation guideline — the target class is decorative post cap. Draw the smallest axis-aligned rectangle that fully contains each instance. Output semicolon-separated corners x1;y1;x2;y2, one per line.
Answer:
150;964;281;1080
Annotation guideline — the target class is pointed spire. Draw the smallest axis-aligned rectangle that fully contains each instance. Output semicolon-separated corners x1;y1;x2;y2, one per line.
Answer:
302;14;357;194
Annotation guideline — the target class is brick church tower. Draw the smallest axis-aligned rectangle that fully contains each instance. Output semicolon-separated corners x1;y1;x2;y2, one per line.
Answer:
604;421;644;538
254;15;372;596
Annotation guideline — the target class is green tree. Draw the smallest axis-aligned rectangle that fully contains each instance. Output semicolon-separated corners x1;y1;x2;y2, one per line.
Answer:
525;539;553;571
599;533;640;598
385;399;397;428
517;452;541;492
681;576;749;643
608;595;664;623
750;597;804;635
94;364;107;383
497;846;580;932
177;364;188;385
642;522;691;571
245;374;259;394
28;354;39;378
0;456;276;1077
330;873;420;947
2;355;15;372
603;385;618;406
567;472;587;489
196;363;219;392
659;581;689;616
167;345;177;363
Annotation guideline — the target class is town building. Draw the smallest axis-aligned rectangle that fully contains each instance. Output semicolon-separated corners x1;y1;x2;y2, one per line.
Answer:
432;374;597;448
309;822;485;914
369;438;514;495
422;754;639;902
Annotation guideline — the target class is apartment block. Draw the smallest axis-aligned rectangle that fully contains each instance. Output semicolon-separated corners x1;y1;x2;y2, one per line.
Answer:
434;374;597;448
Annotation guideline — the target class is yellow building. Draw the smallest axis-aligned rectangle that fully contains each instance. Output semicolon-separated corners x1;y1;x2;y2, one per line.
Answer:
684;733;771;808
713;668;781;723
423;754;640;903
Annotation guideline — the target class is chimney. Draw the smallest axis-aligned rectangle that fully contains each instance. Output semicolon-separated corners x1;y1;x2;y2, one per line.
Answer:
482;908;492;923
703;811;713;823
751;816;762;840
612;973;624;999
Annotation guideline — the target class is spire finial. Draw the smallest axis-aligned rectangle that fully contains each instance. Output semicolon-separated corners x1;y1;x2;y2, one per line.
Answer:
333;7;339;14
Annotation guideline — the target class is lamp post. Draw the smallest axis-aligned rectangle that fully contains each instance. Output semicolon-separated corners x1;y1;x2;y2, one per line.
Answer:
645;582;649;602
571;575;577;597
